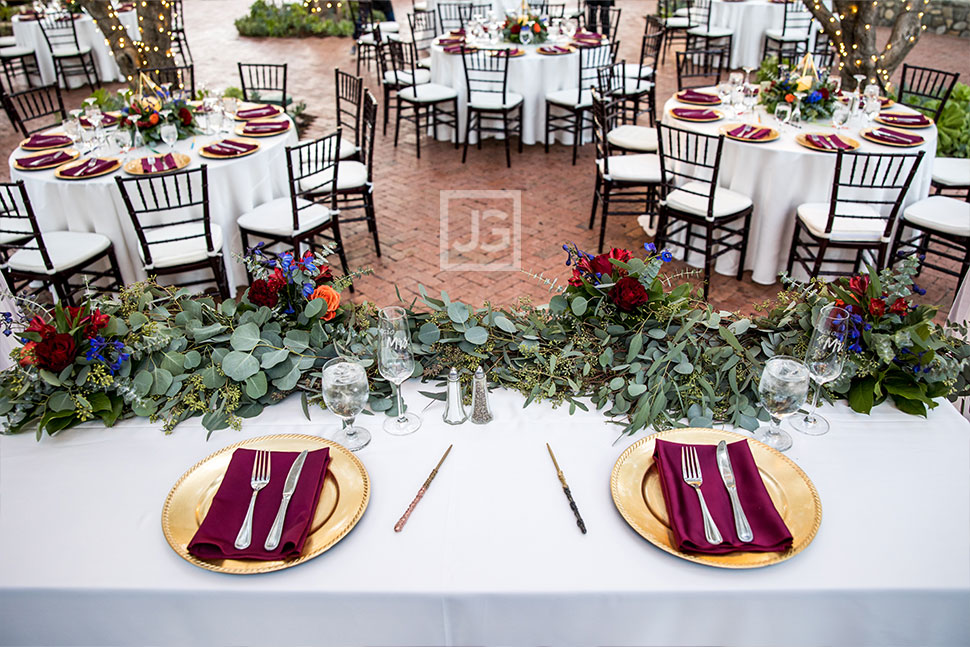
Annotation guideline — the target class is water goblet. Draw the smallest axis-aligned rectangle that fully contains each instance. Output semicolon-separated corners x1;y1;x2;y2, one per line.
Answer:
864;83;880;101
792;305;847;436
742;85;758;121
378;306;422;435
742;65;756;86
756;355;810;452
728;71;744;88
160;122;178;153
62;117;80;148
207;107;224;135
562;17;577;39
831;101;850;130
853;73;866;94
321;357;371;451
774;102;792;128
112;128;132;161
78;125;94;156
863;96;881;125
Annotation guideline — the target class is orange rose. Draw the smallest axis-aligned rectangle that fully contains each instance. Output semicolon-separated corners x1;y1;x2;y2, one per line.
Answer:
149;112;159;125
784;93;795;103
310;285;340;321
532;22;541;33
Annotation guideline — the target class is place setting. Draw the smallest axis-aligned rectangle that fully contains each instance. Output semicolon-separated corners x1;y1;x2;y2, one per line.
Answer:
236;119;292;137
795;131;861;152
54;156;122;180
875;111;934;129
19;132;74;151
719;123;779;143
669;106;724;122
12;147;80;171
198;138;261;159
124;152;192;175
233;104;284;121
859;126;926;147
675;88;722;106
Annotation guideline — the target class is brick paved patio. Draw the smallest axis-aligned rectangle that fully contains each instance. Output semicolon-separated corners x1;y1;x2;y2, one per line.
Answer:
2;0;968;317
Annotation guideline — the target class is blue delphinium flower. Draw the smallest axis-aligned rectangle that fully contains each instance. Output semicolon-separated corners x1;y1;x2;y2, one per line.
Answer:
912;283;926;295
302;282;314;298
660;250;673;262
644;242;656;253
848;342;863;353
806;90;822;104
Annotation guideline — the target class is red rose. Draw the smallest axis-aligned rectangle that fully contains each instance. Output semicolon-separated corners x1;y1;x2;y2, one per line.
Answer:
889;297;909;315
868;297;886;317
25;315;56;340
848;274;870;295
248;279;279;308
608;276;649;312
568;268;584;287
820;88;829;100
314;264;334;286
510;23;520;34
178;106;192;126
585;248;632;278
33;333;77;372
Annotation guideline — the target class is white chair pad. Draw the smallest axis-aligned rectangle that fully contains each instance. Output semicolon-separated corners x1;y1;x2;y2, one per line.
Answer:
237;198;334;237
254;90;291;105
0;217;32;245
619;62;654;79
686;26;733;38
0;36;17;47
418;57;432;69
398;83;458;103
299;161;369;192
0;46;34;58
469;91;524;110
607;125;658;152
546;87;592;108
51;46;91;57
932;157;970;187
797;202;887;242
141;223;223;270
664;17;694;28
619;78;654;96
664;181;753;219
414;1;429;10
598;154;661;183
7;231;110;274
765;28;810;41
383;69;431;86
673;7;690;16
357;33;376;45
378;21;399;33
339;136;358;160
903;195;970;238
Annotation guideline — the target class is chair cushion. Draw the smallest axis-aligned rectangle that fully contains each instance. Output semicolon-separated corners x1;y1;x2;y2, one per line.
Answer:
0;46;34;58
378;21;399;33
765;28;810;42
664;181;753;219
686;26;733;38
618;78;654;96
398;83;458;103
418;57;432;69
546;87;592;108
383;69;431;86
673;7;690;16
597;154;661;183
902;195;970;237
299;161;369;192
7;231;110;275
339;135;358;160
141;223;223;270
237;197;334;237
932;157;970;187
796;202;888;242
414;1;429;10
619;62;654;79
607;125;658;152
357;32;377;45
0;36;17;48
664;17;694;28
51;46;91;57
0;218;32;245
469;91;524;110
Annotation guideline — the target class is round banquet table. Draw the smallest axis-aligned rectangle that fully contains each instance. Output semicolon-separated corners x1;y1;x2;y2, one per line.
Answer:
709;0;820;69
659;90;938;285
8;113;298;291
430;43;582;145
12;10;140;88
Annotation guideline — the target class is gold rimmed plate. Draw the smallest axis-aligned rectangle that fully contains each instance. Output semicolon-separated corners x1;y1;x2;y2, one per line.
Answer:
860;127;925;148
19;133;73;151
233;104;283;121
198;138;261;159
162;433;370;575
235;119;292;137
675;91;721;106
719;123;780;143
669;108;723;123
54;157;121;180
537;45;576;55
611;428;821;569
13;148;80;171
795;132;860;152
491;48;526;57
874;112;933;129
123;152;192;176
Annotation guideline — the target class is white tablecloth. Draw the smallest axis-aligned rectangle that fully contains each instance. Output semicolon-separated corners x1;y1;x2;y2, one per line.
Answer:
13;10;140;87
0;382;967;646
8;117;298;290
659;92;937;284
430;43;581;145
709;0;788;69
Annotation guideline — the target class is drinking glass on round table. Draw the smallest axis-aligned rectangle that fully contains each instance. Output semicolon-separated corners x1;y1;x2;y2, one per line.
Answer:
62;118;80;148
757;355;810;452
792;305;847;436
774;102;792;129
160;123;178;153
518;26;534;46
321;357;371;451
378;306;422;435
112;128;132;161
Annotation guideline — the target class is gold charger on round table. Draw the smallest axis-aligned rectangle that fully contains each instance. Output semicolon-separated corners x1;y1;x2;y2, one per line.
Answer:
718;124;780;143
611;427;821;569
123;152;192;176
162;433;370;575
12;148;80;171
795;132;861;153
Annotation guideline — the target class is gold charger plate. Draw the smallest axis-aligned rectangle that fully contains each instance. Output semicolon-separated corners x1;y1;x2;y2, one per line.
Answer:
80;111;122;129
719;124;779;143
874;113;933;129
19;133;73;151
235;120;292;137
13;148;80;171
669;108;723;123
54;157;121;180
795;132;860;152
860;127;924;148
198;138;261;159
123;152;192;176
234;104;283;121
840;95;894;109
161;433;370;575
611;428;821;569
676;91;721;106
537;45;577;55
491;48;525;57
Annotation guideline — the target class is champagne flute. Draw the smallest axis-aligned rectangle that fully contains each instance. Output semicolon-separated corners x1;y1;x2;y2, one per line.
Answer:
792;305;847;436
742;65;756;86
378;306;422;435
756;355;810;452
853;73;867;94
321;357;371;451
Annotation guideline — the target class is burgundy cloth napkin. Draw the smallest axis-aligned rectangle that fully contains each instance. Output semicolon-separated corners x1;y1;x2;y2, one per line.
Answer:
243;120;289;134
879;112;930;125
59;158;116;178
79;113;118;128
188;448;332;561
23;133;72;149
868;127;923;145
672;108;718;120
807;133;852;150
576;31;603;39
437;37;464;45
140;153;176;173
16;150;73;168
678;89;720;104
235;105;280;120
493;48;522;57
654;439;793;554
444;44;473;54
202;139;258;156
450;29;465;36
539;45;570;54
729;125;771;140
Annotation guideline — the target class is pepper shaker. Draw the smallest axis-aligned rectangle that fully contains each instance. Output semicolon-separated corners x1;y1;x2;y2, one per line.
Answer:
469;365;493;424
442;368;467;425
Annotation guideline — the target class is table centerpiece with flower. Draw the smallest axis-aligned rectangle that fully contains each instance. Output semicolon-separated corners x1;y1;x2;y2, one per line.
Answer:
117;73;200;146
501;12;548;44
757;53;839;122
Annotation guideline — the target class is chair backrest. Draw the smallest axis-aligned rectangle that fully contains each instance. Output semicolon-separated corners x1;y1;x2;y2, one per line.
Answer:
2;83;65;137
657;0;692;18
387;39;425;96
534;2;567;18
170;0;187;32
573;42;614;105
657;123;726;220
898;63;959;123
675;47;727;90
822;150;925;239
37;10;82;54
461;47;513;109
590;89;615;167
635;23;664;77
0;181;51;273
335;69;364;152
408;10;438;57
138;64;195;99
781;0;813;38
645;14;665;38
360;90;378;181
115;166;213;270
777;46;835;73
437;2;471;33
582;4;621;42
688;0;710;30
237;62;288;105
285;131;341;233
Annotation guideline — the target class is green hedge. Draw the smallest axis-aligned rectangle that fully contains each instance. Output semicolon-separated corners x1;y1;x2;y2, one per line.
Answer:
235;0;355;38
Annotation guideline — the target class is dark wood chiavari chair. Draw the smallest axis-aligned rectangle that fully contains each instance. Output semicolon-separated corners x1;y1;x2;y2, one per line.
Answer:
460;47;524;168
685;0;733;55
388;39;459;159
1;83;65;137
897;63;960;124
658;0;697;65
37;10;99;90
762;0;813;61
238;62;291;108
595;62;658;153
137;64;195;99
169;0;193;66
675;47;727;91
330;90;381;258
335;68;364;161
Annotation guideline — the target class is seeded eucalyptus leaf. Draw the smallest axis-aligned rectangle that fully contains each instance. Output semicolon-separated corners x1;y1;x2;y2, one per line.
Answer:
570;296;587;316
447;302;470;324
230;322;261;352
464;326;488;345
153;369;173;396
260;348;290;369
418;321;441;344
245;371;268;399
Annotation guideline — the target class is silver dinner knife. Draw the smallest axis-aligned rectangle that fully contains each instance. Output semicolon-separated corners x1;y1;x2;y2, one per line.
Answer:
264;449;309;550
716;441;753;542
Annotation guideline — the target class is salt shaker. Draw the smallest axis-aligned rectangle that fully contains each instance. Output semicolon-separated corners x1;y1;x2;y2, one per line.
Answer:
442;368;467;425
469;365;493;424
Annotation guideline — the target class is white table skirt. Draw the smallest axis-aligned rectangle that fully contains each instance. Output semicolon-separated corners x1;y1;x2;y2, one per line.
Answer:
430;43;582;145
0;383;967;646
13;10;140;88
8;118;298;290
659;92;937;284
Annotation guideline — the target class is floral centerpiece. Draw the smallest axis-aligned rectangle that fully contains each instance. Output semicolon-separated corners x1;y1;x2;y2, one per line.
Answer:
118;76;199;146
756;53;839;122
502;13;547;44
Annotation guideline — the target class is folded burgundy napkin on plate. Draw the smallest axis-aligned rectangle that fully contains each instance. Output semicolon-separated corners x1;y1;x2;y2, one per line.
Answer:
235;105;280;120
678;89;720;104
188;447;332;561
539;45;570;54
23;133;72;148
576;31;603;39
868;127;923;145
59;158;116;178
202;139;258;156
728;125;771;140
879;112;930;125
437;37;464;45
807;133;852;150
672;108;718;120
493;48;522;57
140;153;176;173
444;44;473;53
243;120;289;133
16;150;73;168
654;439;793;554
79;113;118;128
450;29;465;36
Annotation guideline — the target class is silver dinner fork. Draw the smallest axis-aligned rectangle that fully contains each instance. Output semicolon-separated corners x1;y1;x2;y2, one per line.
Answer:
681;445;723;545
234;449;271;550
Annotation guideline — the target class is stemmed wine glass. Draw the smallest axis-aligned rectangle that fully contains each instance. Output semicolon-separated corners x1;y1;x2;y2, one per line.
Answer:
378;306;422;435
62;117;80;150
742;65;756;86
562;17;577;40
853;73;867;94
112;128;132;162
160;122;178;154
774;102;792;129
757;355;810;452
321;357;371;451
792;305;847;436
790;91;806;125
831;101;850;130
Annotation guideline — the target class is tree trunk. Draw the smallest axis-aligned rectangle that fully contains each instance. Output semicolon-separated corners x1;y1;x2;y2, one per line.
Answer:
805;0;923;92
79;0;174;90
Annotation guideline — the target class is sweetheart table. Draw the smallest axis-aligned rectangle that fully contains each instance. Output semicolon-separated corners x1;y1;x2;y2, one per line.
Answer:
0;383;967;646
